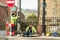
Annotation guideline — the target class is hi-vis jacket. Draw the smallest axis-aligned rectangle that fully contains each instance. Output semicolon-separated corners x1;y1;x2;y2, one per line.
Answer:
26;26;37;33
11;16;18;24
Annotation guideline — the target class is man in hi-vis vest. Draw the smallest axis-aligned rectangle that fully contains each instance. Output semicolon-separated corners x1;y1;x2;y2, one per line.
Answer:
11;13;18;35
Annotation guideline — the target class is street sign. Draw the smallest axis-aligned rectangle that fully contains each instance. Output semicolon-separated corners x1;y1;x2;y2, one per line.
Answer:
7;0;15;7
12;7;16;11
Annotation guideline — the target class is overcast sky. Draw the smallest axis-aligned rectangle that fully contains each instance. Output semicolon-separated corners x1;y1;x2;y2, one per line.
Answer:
15;0;38;10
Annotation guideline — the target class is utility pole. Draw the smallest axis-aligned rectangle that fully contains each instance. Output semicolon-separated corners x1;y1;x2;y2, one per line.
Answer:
42;0;46;36
19;0;21;15
17;0;21;36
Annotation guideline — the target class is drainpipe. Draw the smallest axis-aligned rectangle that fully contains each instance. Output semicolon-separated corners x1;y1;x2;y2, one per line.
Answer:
42;0;46;36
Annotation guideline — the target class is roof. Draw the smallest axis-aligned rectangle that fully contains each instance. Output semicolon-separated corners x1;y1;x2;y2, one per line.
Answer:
0;3;7;6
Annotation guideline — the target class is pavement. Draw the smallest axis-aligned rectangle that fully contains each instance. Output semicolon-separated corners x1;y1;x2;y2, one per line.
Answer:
0;36;6;40
0;31;60;40
5;36;60;40
0;35;60;40
0;31;6;36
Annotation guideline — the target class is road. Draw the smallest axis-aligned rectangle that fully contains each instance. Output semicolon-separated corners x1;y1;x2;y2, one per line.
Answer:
6;36;60;40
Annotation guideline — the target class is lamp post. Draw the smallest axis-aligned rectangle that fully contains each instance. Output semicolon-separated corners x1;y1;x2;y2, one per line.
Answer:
42;0;46;36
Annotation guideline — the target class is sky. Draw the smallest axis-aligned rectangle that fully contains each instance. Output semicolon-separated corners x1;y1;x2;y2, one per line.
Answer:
15;0;38;10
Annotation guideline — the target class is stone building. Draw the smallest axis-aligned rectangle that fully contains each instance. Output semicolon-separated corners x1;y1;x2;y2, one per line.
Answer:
38;0;60;33
0;0;25;30
0;0;8;30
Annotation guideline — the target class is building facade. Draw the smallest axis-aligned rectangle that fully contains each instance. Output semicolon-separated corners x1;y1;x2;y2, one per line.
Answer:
39;0;60;34
0;0;8;30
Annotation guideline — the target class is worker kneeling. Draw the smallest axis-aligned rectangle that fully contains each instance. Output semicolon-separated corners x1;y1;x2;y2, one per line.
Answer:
23;25;37;37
